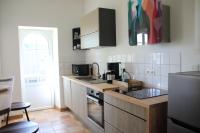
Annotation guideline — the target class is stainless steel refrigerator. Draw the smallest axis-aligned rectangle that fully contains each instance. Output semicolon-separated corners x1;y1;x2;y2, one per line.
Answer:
168;72;200;133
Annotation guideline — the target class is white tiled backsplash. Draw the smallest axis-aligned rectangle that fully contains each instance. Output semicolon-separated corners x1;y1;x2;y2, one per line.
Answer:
59;51;86;75
85;49;200;90
107;52;182;90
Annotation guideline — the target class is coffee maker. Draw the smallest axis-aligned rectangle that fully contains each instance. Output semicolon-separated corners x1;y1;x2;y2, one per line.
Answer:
107;62;122;80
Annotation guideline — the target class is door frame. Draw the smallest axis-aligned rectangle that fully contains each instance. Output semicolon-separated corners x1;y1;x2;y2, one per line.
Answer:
18;26;60;111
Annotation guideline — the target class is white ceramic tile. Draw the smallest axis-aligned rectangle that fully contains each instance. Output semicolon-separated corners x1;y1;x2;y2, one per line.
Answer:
107;56;112;62
135;64;145;75
152;52;161;65
131;54;136;63
153;64;161;76
161;52;170;65
120;55;126;63
125;63;133;73
126;54;132;63
161;76;168;90
152;76;161;88
132;64;137;74
191;64;200;71
61;64;72;75
170;65;181;73
114;55;119;62
112;55;117;62
161;65;170;76
134;54;145;64
181;65;193;72
143;75;153;87
135;75;145;81
144;64;153;76
144;53;153;64
169;52;181;65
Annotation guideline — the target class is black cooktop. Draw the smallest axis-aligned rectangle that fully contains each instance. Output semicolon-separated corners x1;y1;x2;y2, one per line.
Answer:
113;88;168;99
125;88;168;99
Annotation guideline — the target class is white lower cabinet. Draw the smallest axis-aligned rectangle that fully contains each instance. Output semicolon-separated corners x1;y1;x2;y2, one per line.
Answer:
104;102;146;133
63;78;72;109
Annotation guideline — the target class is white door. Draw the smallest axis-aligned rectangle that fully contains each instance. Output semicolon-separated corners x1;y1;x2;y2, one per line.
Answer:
18;27;59;110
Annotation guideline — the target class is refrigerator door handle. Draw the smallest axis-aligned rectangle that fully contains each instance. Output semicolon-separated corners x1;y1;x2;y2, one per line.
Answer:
169;118;200;132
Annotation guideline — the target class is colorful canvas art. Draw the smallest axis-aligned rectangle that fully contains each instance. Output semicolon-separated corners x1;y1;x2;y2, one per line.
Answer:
128;0;170;45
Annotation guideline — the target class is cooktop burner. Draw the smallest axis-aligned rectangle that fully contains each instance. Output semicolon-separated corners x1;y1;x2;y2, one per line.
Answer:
125;88;168;99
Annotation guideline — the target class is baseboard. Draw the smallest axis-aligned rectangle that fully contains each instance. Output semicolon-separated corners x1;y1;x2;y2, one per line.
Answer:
9;114;23;120
54;106;69;112
1;114;23;123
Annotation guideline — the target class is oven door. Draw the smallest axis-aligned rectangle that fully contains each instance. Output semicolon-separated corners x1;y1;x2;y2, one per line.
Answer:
87;95;104;128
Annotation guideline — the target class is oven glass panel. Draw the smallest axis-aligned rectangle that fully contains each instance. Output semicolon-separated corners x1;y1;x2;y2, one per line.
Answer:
87;97;103;128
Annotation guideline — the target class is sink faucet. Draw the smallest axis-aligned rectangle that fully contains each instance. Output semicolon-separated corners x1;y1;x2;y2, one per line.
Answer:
92;62;101;79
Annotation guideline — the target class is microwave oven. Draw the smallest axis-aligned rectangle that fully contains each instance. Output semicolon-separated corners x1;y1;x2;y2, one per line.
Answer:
72;64;90;76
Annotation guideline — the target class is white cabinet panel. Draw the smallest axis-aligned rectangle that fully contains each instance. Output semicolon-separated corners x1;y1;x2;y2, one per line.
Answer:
63;78;72;109
81;32;99;49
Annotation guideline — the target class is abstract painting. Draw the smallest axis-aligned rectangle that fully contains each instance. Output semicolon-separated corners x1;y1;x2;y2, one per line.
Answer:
128;0;170;46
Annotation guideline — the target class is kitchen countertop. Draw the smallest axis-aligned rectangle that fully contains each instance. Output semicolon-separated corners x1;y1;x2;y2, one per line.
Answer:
62;75;168;107
62;75;119;92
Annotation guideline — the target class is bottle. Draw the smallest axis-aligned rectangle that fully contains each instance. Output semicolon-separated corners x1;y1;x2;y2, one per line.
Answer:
122;69;131;82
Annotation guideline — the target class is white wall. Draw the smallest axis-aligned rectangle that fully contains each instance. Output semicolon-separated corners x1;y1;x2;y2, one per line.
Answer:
0;3;2;76
83;0;200;89
0;0;85;108
195;0;200;52
0;47;1;77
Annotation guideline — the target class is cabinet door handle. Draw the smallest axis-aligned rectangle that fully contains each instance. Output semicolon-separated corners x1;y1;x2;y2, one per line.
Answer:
86;95;99;103
80;31;98;37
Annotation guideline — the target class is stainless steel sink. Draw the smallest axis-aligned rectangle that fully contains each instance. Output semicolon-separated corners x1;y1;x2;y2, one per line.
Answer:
87;79;107;84
75;77;96;81
75;77;106;84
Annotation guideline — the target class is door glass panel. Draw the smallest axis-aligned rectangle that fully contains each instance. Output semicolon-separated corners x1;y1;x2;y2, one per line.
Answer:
19;27;59;110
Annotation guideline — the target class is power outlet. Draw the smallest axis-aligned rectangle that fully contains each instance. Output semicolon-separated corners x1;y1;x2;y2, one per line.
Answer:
145;68;155;76
145;69;151;75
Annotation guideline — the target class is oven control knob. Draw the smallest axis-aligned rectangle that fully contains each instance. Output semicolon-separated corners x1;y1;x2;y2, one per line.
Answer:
91;90;94;93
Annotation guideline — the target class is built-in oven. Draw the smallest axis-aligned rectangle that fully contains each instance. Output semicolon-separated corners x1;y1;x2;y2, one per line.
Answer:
87;88;104;129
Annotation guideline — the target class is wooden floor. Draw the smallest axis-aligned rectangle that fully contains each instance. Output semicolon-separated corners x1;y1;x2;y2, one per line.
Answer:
9;109;91;133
